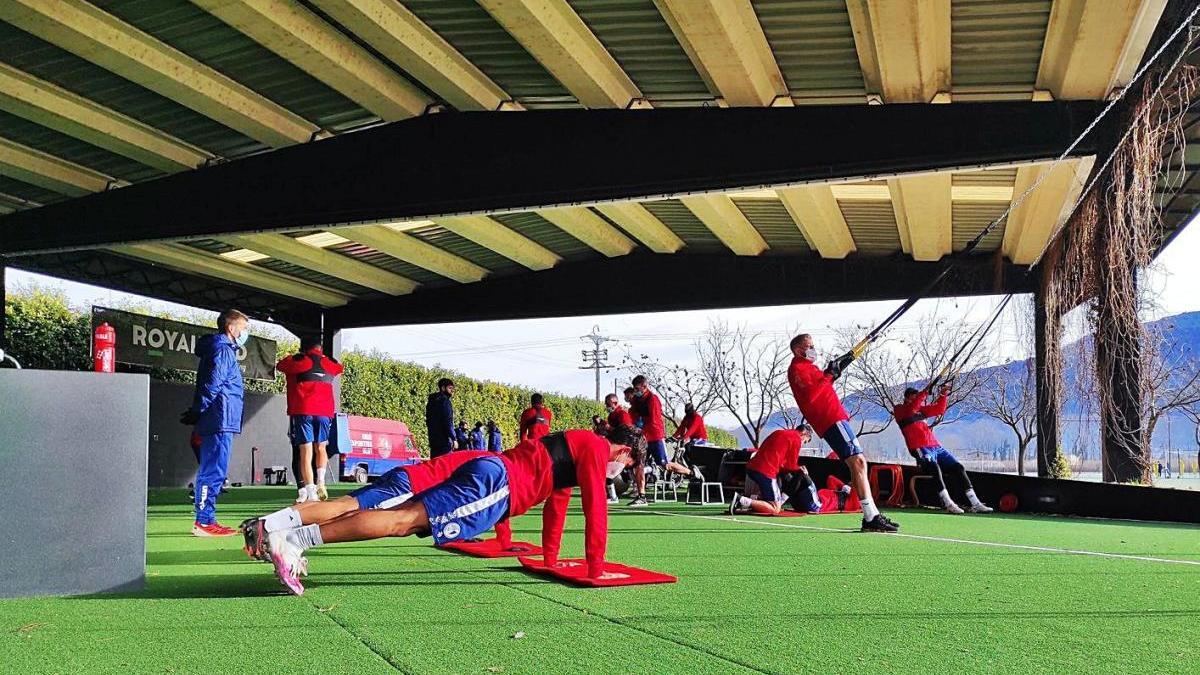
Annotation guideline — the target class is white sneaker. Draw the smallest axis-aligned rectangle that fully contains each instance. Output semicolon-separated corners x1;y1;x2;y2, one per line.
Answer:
306;484;319;502
295;487;310;504
943;501;965;514
267;531;308;596
316;483;328;501
969;503;994;513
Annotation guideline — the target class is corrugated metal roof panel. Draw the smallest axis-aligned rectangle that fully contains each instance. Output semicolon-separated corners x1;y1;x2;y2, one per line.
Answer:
0;110;162;182
954;168;1018;186
253;257;374;295
492;211;597;260
570;0;712;105
407;223;526;274
641;199;726;252
326;241;447;286
401;0;577;108
953;202;1008;252
753;0;866;100
839;199;900;253
952;0;1050;93
0;22;262;157
0;175;63;204
731;197;811;252
91;0;376;132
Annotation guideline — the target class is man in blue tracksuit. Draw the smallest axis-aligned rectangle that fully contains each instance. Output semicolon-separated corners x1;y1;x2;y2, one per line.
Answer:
487;419;503;452
182;309;248;537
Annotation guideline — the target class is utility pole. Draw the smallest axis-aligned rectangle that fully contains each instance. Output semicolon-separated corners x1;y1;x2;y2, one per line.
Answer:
580;325;615;402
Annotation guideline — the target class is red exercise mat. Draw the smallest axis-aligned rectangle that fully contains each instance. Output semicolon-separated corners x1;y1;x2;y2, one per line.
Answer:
518;557;677;587
744;510;807;517
439;538;543;558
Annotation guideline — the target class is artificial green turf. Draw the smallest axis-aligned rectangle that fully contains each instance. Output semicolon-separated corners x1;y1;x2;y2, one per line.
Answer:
2;486;1198;674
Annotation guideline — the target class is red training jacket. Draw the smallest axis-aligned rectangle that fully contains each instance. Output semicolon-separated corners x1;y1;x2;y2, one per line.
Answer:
672;411;708;442
276;348;343;417
499;430;609;578
630;390;665;442
746;429;804;479
892;391;948;452
787;356;848;436
607;405;633;428
518;405;554;440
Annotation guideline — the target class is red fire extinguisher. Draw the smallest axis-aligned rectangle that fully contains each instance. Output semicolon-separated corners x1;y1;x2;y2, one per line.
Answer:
93;322;116;373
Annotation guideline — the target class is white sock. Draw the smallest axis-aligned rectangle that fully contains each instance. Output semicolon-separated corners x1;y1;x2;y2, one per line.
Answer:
965;488;982;505
838;485;851;495
736;495;752;508
860;497;879;521
288;524;323;552
262;507;302;533
938;489;952;505
316;469;326;486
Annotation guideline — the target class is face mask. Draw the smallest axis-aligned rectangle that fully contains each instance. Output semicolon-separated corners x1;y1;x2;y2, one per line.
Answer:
606;461;626;479
235;330;249;347
804;347;817;361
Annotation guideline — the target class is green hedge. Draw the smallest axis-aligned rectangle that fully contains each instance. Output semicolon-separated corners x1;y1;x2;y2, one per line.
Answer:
4;287;736;452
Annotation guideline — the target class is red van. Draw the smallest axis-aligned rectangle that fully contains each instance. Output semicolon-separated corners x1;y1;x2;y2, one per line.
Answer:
335;415;423;483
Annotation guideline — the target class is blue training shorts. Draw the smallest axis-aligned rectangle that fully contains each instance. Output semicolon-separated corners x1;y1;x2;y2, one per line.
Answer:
917;446;962;469
289;415;332;445
746;468;782;503
420;456;510;546
821;420;863;460
647;439;668;466
349;468;413;510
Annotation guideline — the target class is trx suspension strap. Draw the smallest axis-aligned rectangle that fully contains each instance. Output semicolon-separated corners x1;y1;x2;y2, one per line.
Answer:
927;294;1015;390
833;3;1200;375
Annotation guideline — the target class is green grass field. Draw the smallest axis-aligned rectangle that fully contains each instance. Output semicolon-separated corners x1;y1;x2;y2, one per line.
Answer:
2;486;1198;674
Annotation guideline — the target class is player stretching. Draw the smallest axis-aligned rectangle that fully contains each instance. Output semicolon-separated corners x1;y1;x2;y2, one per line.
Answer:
894;385;993;514
730;426;818;515
260;426;645;595
788;333;898;532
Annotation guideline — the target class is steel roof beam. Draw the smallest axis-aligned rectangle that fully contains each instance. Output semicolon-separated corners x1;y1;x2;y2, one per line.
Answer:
0;102;1104;255
0;0;319;147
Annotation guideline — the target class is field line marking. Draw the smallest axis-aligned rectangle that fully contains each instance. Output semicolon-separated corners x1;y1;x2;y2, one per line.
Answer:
645;510;1200;567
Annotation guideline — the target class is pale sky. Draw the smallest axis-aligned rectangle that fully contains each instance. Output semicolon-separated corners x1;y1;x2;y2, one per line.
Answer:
7;213;1199;429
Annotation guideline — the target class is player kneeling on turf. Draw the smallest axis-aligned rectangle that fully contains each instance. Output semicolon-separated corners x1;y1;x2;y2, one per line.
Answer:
259;425;645;595
729;426;818;515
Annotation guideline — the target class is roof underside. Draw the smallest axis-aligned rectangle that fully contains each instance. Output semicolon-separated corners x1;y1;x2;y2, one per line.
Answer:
0;0;1197;331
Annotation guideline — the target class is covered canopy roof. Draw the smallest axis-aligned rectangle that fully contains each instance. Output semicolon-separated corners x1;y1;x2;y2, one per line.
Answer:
0;0;1195;334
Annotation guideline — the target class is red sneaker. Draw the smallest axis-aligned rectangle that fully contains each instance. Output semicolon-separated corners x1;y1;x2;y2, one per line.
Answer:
193;521;238;537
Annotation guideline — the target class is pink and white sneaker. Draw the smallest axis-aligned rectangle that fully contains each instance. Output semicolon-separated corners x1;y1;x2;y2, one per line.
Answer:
267;531;308;596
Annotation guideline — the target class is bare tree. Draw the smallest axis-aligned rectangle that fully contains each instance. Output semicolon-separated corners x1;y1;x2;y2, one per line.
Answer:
698;320;789;447
618;349;716;426
969;360;1038;475
1141;323;1200;446
832;315;990;438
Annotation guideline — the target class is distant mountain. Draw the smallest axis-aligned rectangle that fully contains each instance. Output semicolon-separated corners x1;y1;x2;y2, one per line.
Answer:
734;310;1200;459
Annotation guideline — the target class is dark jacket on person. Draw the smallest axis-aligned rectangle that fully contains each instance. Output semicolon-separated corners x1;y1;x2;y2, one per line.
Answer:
425;392;455;456
190;333;244;436
488;427;503;452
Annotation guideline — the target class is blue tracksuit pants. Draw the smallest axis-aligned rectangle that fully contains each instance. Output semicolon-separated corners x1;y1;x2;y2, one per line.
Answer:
195;432;233;524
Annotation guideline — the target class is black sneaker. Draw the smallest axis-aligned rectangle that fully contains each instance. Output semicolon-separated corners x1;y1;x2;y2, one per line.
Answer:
627;494;649;507
880;514;901;530
728;492;743;516
240;517;269;561
861;514;899;533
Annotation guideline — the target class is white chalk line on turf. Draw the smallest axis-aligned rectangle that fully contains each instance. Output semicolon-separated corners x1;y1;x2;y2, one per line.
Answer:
645;510;1200;567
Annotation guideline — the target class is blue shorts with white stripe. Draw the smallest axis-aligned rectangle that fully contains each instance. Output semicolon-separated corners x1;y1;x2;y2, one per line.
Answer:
419;455;510;545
